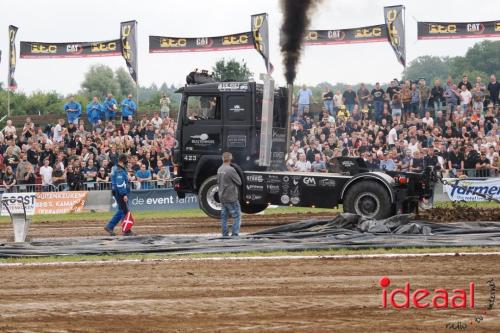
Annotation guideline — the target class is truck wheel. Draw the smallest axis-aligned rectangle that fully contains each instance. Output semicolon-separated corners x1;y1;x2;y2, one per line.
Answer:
198;176;221;219
241;203;267;215
343;181;392;219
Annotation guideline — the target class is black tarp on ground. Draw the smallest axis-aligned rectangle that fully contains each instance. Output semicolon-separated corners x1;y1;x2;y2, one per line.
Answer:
1;214;500;257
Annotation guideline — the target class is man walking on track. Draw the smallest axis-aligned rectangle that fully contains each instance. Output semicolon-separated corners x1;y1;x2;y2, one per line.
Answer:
217;152;242;237
104;154;135;236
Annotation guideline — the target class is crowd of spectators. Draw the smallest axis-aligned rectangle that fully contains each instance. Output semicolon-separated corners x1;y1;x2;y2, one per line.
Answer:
289;74;500;178
0;93;175;192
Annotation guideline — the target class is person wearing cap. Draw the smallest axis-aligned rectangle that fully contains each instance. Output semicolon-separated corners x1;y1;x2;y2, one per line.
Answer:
105;153;134;236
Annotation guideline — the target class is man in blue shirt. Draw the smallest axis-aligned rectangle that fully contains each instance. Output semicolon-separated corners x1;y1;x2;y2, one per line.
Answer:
64;95;82;125
135;163;152;190
86;96;102;128
379;152;397;171
121;94;137;122
105;154;134;236
296;84;313;117
103;93;118;121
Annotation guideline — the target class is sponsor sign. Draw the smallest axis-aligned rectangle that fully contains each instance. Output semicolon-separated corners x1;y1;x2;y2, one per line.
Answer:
227;135;247;148
266;184;280;194
217;82;249;91
20;40;122;58
246;184;264;191
246;174;264;183
266;175;282;184
304;24;387;45
303;177;316;187
443;178;500;202
418;20;500;40
149;32;253;53
1;191;87;215
245;193;263;201
319;179;336;187
127;189;198;211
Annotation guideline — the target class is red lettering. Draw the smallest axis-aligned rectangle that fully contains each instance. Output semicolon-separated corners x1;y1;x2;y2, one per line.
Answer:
432;289;449;308
451;289;467;308
412;289;430;308
390;282;410;308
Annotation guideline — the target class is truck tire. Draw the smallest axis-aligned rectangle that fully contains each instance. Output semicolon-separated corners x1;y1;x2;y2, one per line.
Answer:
343;181;392;219
241;203;267;215
198;176;221;219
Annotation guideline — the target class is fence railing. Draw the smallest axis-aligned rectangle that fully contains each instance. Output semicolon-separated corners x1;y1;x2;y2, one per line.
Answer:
0;179;174;193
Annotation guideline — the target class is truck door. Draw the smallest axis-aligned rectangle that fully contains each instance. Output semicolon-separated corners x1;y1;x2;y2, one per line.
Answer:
222;93;253;165
181;94;223;159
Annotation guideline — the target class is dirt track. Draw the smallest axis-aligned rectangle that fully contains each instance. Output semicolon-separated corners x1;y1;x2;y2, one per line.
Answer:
0;213;334;239
0;255;498;332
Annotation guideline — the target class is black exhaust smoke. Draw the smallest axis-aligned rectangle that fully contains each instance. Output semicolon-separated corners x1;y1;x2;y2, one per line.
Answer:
280;0;321;84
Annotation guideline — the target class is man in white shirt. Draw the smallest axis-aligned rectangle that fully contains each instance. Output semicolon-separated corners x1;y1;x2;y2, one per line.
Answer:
294;153;311;172
53;119;66;143
387;124;400;147
459;85;472;114
422;111;434;129
150;112;163;129
39;158;54;192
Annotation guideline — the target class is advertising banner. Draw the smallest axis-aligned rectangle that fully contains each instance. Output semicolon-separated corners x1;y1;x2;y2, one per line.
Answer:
384;5;406;66
251;13;272;73
35;191;87;214
126;189;198;211
418;20;500;40
1;192;36;216
304;24;387;45
443;178;500;202
20;39;122;58
149;32;254;53
8;25;18;90
120;20;138;83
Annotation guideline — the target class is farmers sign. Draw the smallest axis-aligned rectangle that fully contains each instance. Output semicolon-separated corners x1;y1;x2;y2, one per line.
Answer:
443;178;500;202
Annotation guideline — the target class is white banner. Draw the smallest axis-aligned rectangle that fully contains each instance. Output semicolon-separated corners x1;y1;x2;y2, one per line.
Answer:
1;192;36;216
443;178;500;202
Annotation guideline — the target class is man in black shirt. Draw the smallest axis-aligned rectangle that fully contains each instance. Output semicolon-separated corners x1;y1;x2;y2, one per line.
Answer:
458;75;473;91
475;153;491;177
487;74;500;106
386;80;400;101
371;82;385;122
322;87;334;116
463;146;479;176
431;79;444;116
342;85;357;113
424;148;439;169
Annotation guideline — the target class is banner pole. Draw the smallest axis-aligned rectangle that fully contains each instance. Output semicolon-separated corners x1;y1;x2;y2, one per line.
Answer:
7;87;11;117
135;21;139;109
403;6;407;76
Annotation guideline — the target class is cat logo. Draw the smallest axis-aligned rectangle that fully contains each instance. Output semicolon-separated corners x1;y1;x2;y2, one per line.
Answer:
66;44;82;54
429;24;457;34
31;43;57;54
466;23;484;33
196;38;213;47
160;38;187;48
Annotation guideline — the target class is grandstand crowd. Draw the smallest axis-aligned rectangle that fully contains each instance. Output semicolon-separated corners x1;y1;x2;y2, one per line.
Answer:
0;73;499;193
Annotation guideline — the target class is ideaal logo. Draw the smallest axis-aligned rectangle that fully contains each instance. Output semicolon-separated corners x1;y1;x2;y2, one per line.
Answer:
378;277;496;330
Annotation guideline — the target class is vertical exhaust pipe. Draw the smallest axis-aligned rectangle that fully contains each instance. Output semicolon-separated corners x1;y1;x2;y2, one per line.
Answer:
285;83;293;161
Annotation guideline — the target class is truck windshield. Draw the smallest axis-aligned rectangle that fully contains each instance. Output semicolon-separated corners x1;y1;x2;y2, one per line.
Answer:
186;95;220;121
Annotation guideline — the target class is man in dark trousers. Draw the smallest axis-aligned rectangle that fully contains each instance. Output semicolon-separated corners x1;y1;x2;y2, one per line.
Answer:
217;152;242;237
104;154;135;236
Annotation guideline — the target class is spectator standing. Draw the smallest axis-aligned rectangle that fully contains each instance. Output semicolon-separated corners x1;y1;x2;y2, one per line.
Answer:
103;93;118;121
342;85;357;113
472;83;485;112
458;75;473;91
19;164;36;191
475;153;491;177
21;117;35;144
96;167;109;190
357;83;370;110
294;153;311;172
371;82;385;122
390;93;402;123
217;152;242;237
487;74;500;106
83;159;98;187
418;79;430;117
431;79;444;116
155;163;171;187
64;95;82;125
121;94;137;122
39;159;54;192
311;153;327;172
333;89;343;114
296;84;313;117
3;120;17;140
15;153;31;183
459;85;472;114
386;80;400;101
160;93;171;119
379;152;396;171
52;164;66;189
86;96;102;127
322;87;334;116
53;119;66;144
410;83;420;116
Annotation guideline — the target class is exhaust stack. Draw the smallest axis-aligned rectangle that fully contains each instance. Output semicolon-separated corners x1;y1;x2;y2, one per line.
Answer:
285;83;293;160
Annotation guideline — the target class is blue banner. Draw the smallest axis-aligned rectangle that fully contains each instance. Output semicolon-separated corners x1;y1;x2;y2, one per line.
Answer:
124;189;198;211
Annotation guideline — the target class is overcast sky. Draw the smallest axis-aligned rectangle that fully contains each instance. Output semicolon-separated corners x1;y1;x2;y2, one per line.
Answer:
1;0;499;95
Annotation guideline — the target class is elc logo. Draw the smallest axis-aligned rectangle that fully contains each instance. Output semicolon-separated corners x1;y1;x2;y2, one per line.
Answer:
379;276;475;309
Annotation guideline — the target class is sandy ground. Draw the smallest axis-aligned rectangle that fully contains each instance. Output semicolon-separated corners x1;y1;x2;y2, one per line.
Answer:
0;255;498;333
0;213;334;240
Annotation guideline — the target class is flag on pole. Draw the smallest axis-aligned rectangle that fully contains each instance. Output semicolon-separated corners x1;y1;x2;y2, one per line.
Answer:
8;25;18;91
384;6;406;66
120;21;138;83
251;13;274;74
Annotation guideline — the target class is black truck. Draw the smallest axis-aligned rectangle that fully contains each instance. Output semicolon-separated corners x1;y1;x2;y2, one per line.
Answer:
173;72;434;219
